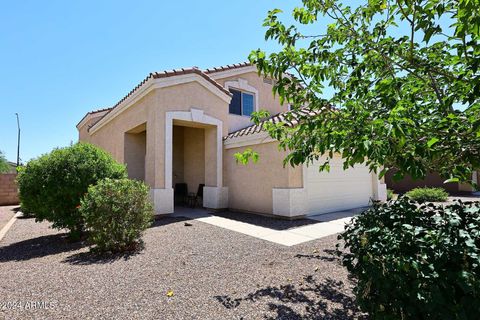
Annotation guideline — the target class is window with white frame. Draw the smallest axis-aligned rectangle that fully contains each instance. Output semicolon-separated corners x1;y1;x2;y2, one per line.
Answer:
228;89;255;116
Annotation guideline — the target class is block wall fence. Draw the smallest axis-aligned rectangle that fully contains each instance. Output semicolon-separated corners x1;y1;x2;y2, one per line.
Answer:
0;174;19;205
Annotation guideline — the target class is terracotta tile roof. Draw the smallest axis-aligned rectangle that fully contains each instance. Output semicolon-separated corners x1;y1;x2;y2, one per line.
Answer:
224;107;327;141
151;67;231;95
204;62;252;74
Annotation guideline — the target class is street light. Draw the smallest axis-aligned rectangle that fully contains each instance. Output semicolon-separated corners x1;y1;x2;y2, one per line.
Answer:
15;113;20;166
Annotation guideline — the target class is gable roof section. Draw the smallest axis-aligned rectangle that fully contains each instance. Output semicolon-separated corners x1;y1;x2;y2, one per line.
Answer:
84;67;232;133
224;107;326;141
152;67;231;95
76;107;113;129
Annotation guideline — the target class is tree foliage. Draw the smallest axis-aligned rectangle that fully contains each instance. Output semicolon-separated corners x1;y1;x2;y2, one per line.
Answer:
248;0;480;184
0;151;10;173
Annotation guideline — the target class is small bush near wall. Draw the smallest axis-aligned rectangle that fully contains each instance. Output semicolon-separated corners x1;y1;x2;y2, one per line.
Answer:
339;197;480;319
386;188;394;201
80;178;154;253
16;143;127;240
406;187;448;202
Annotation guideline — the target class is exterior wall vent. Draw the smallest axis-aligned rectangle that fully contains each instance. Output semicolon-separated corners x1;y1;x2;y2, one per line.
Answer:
263;78;273;85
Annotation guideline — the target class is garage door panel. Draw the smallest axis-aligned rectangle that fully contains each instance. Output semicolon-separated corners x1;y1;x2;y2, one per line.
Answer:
306;155;373;215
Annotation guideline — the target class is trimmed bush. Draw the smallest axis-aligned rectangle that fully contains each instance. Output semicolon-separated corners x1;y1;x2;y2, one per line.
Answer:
17;143;127;239
80;178;154;253
406;187;448;202
339;197;480;319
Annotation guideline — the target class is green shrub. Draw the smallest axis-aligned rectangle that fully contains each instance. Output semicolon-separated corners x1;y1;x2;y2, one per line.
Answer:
16;143;126;239
339;197;480;319
406;187;448;202
387;188;395;200
80;178;154;253
16;163;43;216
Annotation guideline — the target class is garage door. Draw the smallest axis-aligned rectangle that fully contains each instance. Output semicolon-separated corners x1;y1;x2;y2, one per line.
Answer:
306;155;373;215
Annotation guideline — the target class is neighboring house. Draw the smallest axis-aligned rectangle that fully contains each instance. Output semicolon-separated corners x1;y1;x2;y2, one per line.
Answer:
385;170;477;194
77;63;387;218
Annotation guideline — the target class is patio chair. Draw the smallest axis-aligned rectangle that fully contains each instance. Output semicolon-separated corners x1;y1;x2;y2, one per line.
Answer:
187;183;205;208
174;183;188;206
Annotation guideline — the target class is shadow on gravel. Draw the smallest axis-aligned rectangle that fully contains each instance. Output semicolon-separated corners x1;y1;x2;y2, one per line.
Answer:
294;249;341;262
63;249;141;265
11;207;36;219
149;216;191;229
213;211;318;231
214;276;365;320
0;233;85;262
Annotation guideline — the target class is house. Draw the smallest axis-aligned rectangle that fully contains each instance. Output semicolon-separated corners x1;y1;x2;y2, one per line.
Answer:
77;63;387;218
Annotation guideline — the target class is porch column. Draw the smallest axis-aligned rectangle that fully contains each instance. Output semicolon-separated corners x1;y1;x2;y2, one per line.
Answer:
149;112;174;215
203;124;228;210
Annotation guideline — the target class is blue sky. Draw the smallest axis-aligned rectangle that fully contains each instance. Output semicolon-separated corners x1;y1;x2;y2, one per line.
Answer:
0;0;300;162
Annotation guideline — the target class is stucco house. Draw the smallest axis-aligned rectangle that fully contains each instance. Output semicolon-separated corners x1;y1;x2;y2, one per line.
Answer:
77;63;387;218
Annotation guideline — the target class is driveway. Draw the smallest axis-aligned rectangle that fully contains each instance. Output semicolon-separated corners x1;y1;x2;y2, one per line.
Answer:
0;206;363;320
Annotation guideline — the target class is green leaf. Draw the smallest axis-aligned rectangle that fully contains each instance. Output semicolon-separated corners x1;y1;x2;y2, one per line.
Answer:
427;137;439;148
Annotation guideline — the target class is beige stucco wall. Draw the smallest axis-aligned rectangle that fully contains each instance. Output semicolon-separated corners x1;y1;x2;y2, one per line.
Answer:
183;127;205;192
78;114;105;142
80;81;229;190
124;131;146;181
214;71;288;133
224;141;303;214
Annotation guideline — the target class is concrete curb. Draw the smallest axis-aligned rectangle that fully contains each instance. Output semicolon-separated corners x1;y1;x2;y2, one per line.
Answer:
0;212;21;243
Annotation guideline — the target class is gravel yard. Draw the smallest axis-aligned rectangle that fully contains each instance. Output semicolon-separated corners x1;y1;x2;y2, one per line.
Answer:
0;207;364;320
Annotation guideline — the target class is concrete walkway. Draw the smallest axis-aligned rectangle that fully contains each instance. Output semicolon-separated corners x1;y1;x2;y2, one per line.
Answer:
0;206;20;242
172;207;366;246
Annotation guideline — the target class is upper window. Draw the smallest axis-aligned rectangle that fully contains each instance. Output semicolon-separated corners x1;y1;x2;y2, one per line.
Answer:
229;89;255;116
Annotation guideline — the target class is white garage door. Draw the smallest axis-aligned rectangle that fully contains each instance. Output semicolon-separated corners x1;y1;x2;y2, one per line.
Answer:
306;155;373;215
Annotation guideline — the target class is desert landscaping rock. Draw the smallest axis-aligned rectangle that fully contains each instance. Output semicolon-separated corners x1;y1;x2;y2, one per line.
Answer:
0;209;364;319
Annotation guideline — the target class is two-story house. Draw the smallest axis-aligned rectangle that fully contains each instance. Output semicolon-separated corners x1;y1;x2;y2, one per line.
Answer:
77;63;387;218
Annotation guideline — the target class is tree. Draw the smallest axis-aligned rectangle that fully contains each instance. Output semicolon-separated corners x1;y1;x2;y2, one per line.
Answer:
246;0;480;184
0;151;10;173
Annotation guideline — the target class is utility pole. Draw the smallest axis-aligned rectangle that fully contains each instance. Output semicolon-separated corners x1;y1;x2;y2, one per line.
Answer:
15;113;20;166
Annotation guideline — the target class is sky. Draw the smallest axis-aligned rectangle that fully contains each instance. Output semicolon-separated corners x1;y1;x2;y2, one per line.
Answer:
0;1;456;163
0;0;300;163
